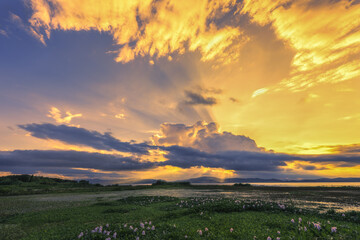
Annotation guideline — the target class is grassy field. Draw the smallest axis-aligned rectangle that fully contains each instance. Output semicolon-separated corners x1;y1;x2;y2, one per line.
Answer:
1;194;360;239
1;175;360;239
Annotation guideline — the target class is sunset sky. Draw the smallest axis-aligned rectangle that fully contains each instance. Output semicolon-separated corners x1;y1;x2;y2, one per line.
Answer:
1;0;360;183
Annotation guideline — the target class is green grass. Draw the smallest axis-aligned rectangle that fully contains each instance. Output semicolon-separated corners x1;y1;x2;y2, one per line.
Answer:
1;196;359;240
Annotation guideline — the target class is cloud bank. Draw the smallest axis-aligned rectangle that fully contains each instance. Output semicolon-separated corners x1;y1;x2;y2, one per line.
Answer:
18;123;152;154
4;122;357;180
152;121;260;153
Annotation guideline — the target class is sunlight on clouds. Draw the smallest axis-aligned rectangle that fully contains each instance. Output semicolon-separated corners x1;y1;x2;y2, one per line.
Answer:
282;160;360;178
28;0;246;65
242;0;360;91
47;107;82;124
126;166;236;182
251;88;268;98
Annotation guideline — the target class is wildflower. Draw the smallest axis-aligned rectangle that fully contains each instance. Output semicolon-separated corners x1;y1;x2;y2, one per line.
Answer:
276;238;280;240
299;218;302;223
147;227;150;230
304;227;307;231
331;227;337;233
124;224;127;228
113;232;117;238
313;223;321;230
136;237;139;240
198;230;203;235
151;226;155;230
130;226;133;230
205;227;208;231
185;235;188;238
106;223;109;228
277;231;280;234
142;231;146;235
149;221;152;225
291;219;295;223
267;237;272;240
342;213;345;217
174;224;176;228
230;228;234;233
140;222;145;228
78;232;84;238
134;228;138;232
105;238;111;240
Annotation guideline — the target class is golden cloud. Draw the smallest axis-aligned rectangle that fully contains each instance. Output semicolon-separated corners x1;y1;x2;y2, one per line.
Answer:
242;0;360;91
47;107;82;124
28;0;247;64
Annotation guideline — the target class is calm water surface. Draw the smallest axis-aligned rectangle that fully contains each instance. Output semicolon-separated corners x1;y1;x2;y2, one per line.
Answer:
193;182;360;187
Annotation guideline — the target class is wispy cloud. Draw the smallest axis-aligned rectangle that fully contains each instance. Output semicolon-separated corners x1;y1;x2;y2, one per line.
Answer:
0;29;8;37
242;0;360;91
184;91;217;105
27;0;247;64
47;107;82;124
9;12;46;45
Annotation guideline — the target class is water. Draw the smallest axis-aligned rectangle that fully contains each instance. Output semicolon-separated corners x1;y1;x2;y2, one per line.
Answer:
193;182;360;187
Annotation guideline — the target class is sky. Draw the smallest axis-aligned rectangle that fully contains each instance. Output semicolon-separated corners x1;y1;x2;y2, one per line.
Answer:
0;0;360;183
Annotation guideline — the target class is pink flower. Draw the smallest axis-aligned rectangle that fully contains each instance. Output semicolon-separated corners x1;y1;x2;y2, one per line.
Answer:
198;230;203;235
134;227;138;232
276;238;280;240
291;219;295;223
304;227;307;231
78;232;84;238
130;226;133;230
142;230;146;235
149;221;152;225
140;222;145;228
298;218;302;223
277;231;280;234
331;227;337;233
205;227;208;231
113;232;117;238
151;226;155;230
267;237;272;240
230;228;234;233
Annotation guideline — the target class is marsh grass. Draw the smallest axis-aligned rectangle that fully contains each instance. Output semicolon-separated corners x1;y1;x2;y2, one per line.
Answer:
0;195;359;240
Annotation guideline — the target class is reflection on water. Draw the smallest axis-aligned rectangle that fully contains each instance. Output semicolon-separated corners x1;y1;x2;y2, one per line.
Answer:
249;182;360;187
25;188;360;213
193;182;360;187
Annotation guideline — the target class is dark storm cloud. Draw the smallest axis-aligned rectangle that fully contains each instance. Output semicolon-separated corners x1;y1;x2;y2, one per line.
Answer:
162;146;360;171
13;123;360;176
161;146;289;171
0;150;155;172
184;91;217;105
18;123;152;154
